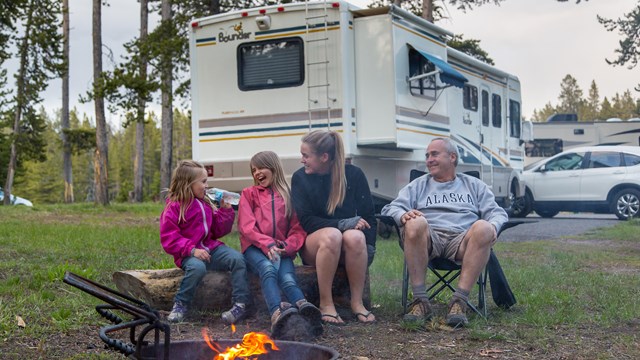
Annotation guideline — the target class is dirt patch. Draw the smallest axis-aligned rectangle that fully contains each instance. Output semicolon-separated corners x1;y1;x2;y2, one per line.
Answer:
3;311;639;359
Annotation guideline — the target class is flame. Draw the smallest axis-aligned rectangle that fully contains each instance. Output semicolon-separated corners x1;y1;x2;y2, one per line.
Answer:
203;328;279;360
231;324;236;333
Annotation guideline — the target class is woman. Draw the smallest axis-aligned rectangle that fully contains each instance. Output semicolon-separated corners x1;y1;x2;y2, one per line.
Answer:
291;130;377;325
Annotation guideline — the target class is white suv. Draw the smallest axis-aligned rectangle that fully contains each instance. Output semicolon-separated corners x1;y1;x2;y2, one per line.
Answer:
519;146;640;220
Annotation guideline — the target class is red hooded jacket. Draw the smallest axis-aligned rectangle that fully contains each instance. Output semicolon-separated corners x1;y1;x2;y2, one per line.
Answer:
238;186;306;258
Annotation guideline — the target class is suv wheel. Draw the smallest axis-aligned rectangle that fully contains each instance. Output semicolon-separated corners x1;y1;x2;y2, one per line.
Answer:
611;188;640;220
535;207;559;218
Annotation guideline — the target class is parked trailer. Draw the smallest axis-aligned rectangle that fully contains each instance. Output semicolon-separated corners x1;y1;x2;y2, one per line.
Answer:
525;121;640;166
189;1;532;212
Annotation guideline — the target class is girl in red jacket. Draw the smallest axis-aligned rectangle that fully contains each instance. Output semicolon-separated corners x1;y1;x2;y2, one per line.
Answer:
160;160;251;324
238;151;322;336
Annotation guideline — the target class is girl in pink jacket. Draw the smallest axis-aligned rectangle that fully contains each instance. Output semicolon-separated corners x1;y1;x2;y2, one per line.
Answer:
238;151;322;337
160;160;251;324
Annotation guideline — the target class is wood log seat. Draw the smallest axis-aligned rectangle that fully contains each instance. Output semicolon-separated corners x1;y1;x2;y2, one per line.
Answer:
112;266;370;313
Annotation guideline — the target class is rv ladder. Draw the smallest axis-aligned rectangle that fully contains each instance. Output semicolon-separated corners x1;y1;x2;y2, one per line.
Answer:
304;0;334;129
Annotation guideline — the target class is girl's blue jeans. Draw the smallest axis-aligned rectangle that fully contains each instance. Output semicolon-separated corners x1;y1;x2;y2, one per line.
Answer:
244;245;305;315
175;245;251;306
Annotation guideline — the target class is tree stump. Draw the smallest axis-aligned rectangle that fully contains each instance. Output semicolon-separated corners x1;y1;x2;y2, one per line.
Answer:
112;266;370;313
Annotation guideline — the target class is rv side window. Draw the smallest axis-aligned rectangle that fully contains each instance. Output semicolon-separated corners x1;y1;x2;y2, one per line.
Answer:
237;37;304;91
481;90;489;126
509;100;521;138
492;94;502;128
463;85;478;111
408;49;436;98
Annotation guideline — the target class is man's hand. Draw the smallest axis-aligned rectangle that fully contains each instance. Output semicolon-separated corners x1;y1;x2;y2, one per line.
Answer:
401;210;423;225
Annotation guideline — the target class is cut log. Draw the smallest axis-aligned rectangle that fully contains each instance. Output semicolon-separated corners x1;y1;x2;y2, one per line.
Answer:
112;266;370;312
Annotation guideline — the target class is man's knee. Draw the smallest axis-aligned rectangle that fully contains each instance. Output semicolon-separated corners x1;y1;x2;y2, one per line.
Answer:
403;216;429;244
469;220;495;247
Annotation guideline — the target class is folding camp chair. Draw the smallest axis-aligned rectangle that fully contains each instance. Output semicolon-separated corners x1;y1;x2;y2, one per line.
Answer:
377;169;521;318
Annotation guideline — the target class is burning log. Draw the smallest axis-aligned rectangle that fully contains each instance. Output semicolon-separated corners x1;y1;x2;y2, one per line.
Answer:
112;265;370;312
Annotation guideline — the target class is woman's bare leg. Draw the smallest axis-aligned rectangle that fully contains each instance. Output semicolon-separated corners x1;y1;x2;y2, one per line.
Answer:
300;227;343;323
341;229;375;323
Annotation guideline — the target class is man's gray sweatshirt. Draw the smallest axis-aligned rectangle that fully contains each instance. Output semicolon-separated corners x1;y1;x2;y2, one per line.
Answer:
381;173;508;234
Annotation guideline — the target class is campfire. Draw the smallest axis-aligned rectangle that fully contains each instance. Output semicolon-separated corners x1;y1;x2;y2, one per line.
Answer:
63;271;338;360
204;327;279;360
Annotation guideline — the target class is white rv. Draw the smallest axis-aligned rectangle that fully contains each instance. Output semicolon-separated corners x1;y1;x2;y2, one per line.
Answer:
525;121;640;166
189;1;532;212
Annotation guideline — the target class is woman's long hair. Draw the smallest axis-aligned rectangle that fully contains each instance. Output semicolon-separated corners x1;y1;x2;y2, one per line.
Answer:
250;151;293;217
302;130;346;215
166;160;214;223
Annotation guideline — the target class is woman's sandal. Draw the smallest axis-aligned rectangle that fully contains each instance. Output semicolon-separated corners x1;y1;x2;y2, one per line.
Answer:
353;311;376;324
321;313;346;326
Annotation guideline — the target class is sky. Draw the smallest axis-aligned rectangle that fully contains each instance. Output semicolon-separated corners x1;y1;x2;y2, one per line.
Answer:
36;0;639;124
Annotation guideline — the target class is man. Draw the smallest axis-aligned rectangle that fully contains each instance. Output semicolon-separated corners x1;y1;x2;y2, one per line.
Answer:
381;137;508;327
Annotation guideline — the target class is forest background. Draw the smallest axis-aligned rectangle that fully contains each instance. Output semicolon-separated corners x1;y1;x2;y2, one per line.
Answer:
1;0;639;206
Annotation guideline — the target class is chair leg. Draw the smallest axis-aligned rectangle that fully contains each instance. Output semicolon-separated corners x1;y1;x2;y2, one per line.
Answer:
427;269;459;300
477;270;487;318
402;260;409;313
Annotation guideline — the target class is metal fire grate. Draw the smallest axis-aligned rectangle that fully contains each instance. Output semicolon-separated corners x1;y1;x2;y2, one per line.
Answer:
63;271;171;360
64;272;339;360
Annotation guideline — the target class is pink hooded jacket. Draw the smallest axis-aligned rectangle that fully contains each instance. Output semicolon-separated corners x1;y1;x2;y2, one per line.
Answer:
160;198;235;268
238;186;306;258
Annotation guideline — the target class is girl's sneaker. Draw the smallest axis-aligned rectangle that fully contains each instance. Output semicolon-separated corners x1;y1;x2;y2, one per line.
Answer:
271;302;298;336
295;299;323;336
221;303;248;325
167;301;187;323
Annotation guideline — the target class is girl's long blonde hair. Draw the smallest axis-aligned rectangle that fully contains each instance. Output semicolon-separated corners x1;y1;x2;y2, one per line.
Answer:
250;151;293;217
166;160;214;223
302;130;346;215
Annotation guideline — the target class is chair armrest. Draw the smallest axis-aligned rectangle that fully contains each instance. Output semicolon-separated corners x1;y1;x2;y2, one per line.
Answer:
497;220;525;237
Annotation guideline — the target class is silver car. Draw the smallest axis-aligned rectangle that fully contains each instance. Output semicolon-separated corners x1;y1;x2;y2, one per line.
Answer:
519;146;640;220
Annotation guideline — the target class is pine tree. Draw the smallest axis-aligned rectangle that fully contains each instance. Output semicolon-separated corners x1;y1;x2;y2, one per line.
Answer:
369;0;504;22
582;80;600;121
599;97;616;120
61;0;73;203
557;74;584;115
617;90;637;119
531;102;557;122
103;0;155;202
598;3;640;91
3;0;63;205
92;0;109;205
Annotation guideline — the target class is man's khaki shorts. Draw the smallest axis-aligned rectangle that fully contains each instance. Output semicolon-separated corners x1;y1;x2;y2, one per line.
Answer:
427;227;468;263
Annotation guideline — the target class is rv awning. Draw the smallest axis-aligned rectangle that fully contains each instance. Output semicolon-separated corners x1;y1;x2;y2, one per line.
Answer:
413;48;468;89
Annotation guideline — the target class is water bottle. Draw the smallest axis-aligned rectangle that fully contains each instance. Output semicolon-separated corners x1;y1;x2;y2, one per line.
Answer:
207;188;241;206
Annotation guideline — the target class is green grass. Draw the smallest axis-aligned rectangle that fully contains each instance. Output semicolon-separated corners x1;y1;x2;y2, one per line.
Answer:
1;204;639;355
